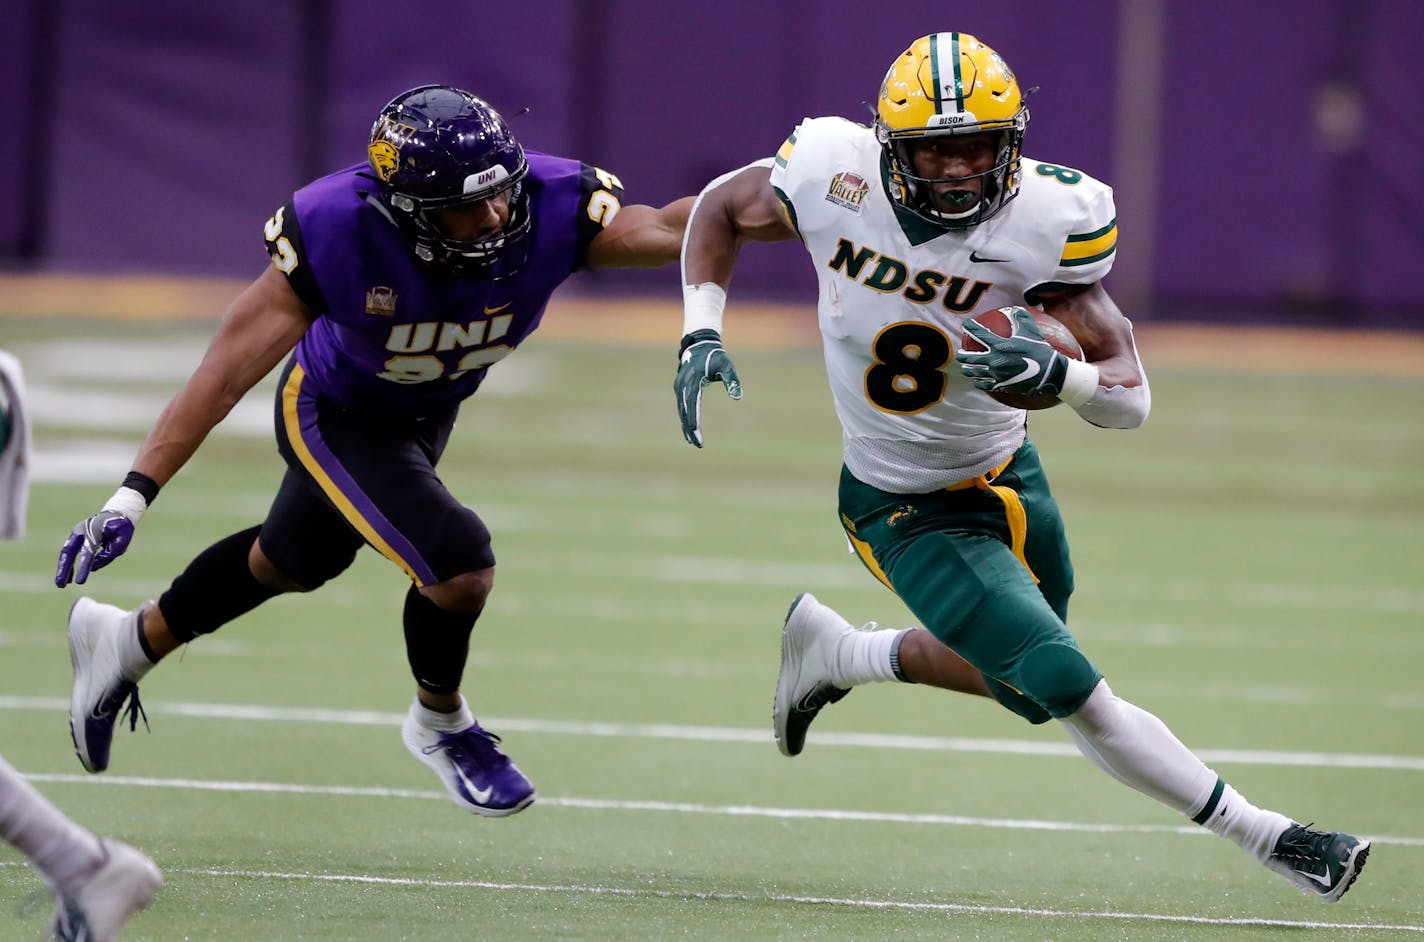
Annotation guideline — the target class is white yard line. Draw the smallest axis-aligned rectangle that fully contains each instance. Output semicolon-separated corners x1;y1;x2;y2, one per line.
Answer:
3;783;1423;933
5;695;1424;774
2;561;1422;619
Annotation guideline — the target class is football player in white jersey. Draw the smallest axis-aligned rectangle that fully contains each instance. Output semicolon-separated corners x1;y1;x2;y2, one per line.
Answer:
673;32;1369;902
0;356;162;940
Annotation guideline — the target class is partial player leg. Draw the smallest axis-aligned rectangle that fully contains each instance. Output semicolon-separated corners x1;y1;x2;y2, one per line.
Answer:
0;754;161;939
1061;681;1369;902
832;450;1369;900
772;594;995;756
399;572;535;816
67;500;358;774
274;371;536;815
47;838;163;942
0;753;104;884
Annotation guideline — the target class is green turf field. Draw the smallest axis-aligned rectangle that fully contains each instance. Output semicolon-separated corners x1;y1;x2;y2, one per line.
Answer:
2;316;1422;940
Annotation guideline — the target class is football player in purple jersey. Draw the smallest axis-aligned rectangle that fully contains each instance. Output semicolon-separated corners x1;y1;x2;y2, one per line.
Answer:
53;85;693;818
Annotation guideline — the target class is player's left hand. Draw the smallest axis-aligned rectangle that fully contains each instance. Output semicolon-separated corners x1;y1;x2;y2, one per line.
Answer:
674;329;742;448
955;308;1069;397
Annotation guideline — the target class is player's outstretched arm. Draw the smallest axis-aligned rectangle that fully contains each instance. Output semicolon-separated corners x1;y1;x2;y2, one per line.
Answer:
55;265;314;586
674;163;798;447
584;196;696;270
1039;282;1151;429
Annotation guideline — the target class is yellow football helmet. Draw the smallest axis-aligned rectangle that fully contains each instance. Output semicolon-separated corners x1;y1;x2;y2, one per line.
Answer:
875;33;1029;229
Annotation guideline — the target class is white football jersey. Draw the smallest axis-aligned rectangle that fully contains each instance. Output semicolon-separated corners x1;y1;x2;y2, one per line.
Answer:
768;117;1118;492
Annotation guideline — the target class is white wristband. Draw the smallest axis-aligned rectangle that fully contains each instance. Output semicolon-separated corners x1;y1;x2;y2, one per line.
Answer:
1057;357;1100;409
101;486;149;525
682;283;727;336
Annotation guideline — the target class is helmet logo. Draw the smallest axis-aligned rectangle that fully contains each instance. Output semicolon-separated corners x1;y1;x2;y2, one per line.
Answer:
463;165;510;194
369;141;400;182
926;112;977;128
368;115;418;182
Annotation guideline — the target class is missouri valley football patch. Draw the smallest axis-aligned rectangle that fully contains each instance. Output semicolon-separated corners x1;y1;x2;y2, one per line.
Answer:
365;286;398;316
825;171;869;212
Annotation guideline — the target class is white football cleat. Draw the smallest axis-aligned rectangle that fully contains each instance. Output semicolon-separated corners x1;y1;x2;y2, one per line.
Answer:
49;838;163;942
68;598;148;774
773;593;854;757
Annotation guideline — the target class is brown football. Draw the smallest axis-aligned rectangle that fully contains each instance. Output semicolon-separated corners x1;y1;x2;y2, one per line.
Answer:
961;306;1085;410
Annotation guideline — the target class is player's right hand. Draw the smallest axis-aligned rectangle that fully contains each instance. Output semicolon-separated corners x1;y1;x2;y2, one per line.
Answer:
55;510;137;587
674;329;742;448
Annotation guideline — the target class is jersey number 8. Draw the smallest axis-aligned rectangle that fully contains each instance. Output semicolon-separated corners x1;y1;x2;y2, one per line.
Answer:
864;322;951;414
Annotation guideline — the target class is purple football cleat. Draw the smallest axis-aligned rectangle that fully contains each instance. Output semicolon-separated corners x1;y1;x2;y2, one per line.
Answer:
402;710;535;817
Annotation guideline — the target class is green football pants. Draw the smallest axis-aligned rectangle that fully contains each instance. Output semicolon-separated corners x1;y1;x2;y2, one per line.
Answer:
837;439;1101;722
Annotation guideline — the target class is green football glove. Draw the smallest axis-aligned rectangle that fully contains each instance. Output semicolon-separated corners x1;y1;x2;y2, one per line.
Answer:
674;329;742;448
955;307;1069;397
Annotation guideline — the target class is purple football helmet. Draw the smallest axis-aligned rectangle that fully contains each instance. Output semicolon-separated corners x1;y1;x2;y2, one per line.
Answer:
367;85;531;277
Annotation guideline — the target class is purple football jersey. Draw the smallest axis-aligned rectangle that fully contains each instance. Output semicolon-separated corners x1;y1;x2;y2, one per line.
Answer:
266;152;611;417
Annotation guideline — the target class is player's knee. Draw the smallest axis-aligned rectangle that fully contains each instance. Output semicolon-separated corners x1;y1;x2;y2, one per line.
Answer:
1018;641;1101;719
250;538;355;592
986;678;1054;725
421;568;494;615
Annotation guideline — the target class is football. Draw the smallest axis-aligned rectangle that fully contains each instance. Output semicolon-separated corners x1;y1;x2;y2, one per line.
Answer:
961;306;1084;410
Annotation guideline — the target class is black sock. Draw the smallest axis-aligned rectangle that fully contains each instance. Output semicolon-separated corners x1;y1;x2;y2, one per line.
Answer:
158;525;280;643
134;608;158;663
403;585;478;695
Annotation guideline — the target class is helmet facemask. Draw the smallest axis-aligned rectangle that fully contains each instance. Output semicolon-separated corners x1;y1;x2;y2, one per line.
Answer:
880;121;1026;230
387;168;532;279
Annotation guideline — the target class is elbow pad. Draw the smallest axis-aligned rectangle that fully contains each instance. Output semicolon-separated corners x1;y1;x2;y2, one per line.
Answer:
1074;376;1151;429
1071;320;1151;429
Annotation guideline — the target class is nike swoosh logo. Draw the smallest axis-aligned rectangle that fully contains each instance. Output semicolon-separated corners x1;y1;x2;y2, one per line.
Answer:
969;250;1010;263
1001;357;1040;387
453;760;495;805
90;691;119;720
483;302;512;314
1296;866;1335;888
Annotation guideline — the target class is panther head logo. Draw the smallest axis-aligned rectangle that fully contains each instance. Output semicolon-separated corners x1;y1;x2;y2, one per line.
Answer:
368;141;400;182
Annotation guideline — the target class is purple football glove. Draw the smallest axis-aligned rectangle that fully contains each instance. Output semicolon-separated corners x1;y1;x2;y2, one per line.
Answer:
55;510;136;586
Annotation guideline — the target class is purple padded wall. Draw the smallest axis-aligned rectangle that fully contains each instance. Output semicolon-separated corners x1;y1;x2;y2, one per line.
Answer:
14;0;1424;323
1358;0;1424;312
1153;1;1336;317
44;0;303;277
317;0;581;179
584;0;1120;300
0;0;43;258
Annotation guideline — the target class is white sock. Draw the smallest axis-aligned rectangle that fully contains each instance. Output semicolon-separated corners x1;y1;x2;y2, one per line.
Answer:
1196;782;1293;863
409;695;474;732
1060;680;1290;862
0;754;104;889
830;627;909;687
119;607;156;681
